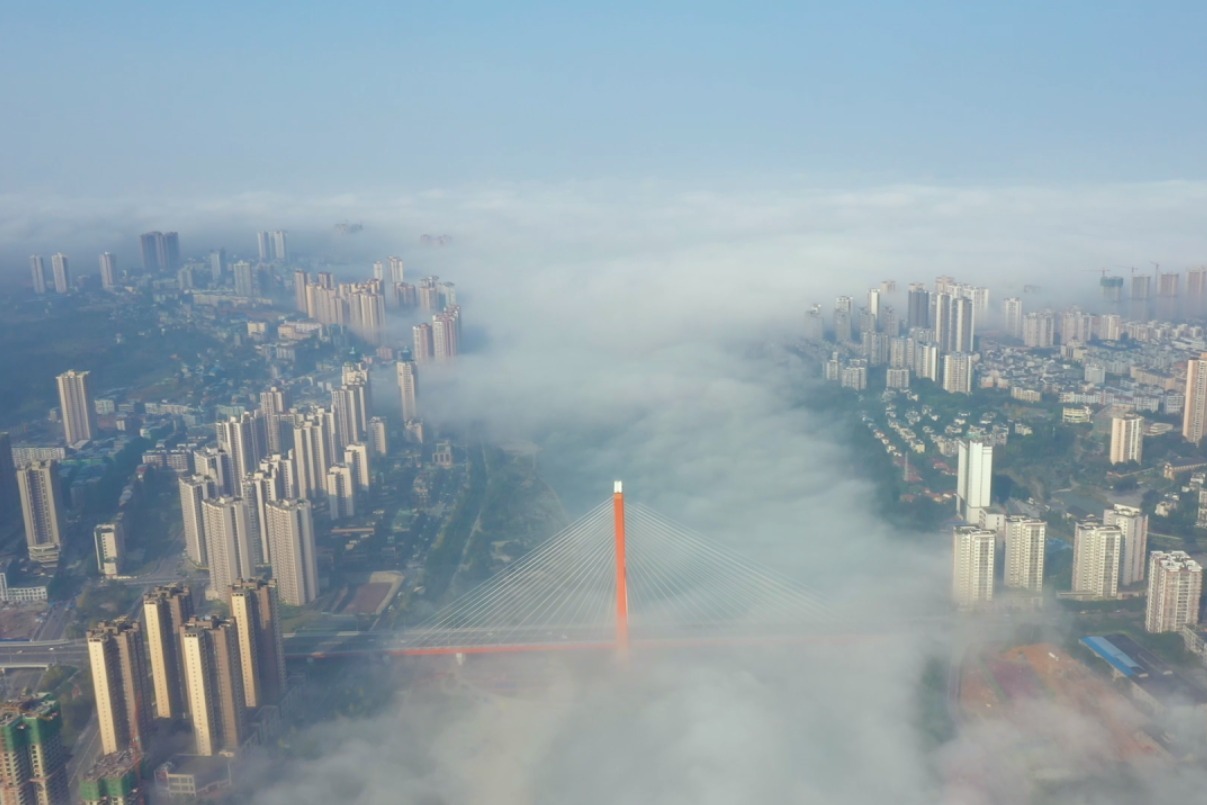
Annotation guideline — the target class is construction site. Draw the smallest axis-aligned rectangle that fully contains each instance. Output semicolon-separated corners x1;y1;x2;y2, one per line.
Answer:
951;643;1172;799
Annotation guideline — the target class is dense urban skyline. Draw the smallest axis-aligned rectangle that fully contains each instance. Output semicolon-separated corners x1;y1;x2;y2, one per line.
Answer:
7;4;1207;804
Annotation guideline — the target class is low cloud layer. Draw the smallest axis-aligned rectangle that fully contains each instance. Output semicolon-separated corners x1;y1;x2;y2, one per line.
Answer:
8;180;1207;801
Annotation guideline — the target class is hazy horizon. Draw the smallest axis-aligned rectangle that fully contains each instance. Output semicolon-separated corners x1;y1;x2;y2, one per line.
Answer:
7;4;1207;803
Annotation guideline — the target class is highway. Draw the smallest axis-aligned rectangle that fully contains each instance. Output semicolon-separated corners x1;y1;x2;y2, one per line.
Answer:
0;640;85;670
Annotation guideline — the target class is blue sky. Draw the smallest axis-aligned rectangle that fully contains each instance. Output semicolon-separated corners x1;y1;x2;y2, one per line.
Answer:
3;2;1207;197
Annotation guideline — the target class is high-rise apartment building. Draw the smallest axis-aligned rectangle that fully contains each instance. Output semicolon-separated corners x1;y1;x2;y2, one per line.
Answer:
271;230;288;262
325;464;356;518
1004;517;1045;592
232;260;258;298
344;443;371;494
804;305;824;341
201;498;256;602
87;620;151;755
956;440;993;523
1022;311;1056;348
1187;267;1207;316
397;360;418;422
331;384;368;452
257;453;296;501
209;248;226;283
438;281;457;309
216;413;264;487
432;315;455;361
0;432;17;520
1072;520;1122;599
229;579;286;708
30;255;47;294
952;526;996;607
906;284;930;329
1003;297;1023;338
950;296;974;353
50;253;70;294
259;387;291;455
1110;413;1144;465
412;323;434;363
256;231;287;262
1183;352;1207;444
942;353;974;394
1103;504;1149;587
179;475;215;566
388;256;405;285
99;252;118;291
932;292;953;354
1059;308;1093;345
193;446;233;495
1097;313;1123;341
369;417;388;456
256;231;272;262
1145;551;1203;633
265;500;318;606
180;617;246;757
16;460;65;565
0;695;70;805
291;412;332;500
416;276;441;312
57;369;97;445
93;519;125;578
143;584;195;721
139;232;180;273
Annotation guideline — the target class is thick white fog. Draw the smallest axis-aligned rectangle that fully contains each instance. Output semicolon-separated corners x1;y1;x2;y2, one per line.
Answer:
7;179;1207;801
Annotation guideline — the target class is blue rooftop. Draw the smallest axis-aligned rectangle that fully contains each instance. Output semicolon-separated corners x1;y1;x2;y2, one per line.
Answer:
1080;635;1143;678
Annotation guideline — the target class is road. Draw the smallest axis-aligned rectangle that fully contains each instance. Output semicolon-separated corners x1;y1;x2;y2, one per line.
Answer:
65;717;100;793
0;640;86;669
32;601;72;642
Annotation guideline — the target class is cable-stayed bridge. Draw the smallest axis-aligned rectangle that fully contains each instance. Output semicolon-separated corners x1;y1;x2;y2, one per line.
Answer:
291;482;838;659
0;483;842;669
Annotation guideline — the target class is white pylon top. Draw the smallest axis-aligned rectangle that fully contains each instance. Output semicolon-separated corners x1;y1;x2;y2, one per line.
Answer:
614;480;623;494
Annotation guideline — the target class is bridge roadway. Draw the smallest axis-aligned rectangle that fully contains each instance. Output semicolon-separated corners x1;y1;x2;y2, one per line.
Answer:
0;620;924;670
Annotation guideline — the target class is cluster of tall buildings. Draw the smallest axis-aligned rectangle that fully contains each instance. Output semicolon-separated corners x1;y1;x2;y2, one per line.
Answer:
9;370;103;565
413;305;461;363
291;270;386;344
813;277;987;394
85;580;285;774
952;516;1048;608
950;493;1171;623
256;231;288;263
290;260;465;363
179;363;383;604
951;437;1051;608
29;253;72;295
139;232;181;274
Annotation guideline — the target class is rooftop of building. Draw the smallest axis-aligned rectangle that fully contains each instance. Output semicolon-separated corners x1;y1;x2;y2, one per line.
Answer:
82;749;139;781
